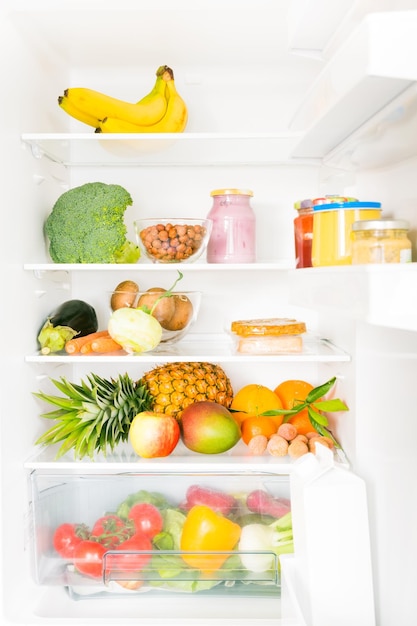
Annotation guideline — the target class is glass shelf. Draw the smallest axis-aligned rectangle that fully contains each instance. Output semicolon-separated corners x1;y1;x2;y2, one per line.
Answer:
26;334;350;364
24;438;349;472
25;260;296;273
21;132;313;168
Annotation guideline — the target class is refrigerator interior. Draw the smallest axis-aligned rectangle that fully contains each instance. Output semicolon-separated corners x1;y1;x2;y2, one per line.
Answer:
1;0;417;624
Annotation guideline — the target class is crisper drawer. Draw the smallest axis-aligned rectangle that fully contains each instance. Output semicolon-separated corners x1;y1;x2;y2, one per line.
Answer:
27;471;293;601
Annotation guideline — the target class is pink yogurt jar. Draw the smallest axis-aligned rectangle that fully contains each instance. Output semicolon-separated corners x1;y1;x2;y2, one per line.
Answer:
206;188;256;263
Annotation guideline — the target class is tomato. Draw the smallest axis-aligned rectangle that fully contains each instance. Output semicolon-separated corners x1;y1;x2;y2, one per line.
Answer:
73;540;107;579
53;523;89;559
91;514;133;548
127;503;164;539
106;533;153;575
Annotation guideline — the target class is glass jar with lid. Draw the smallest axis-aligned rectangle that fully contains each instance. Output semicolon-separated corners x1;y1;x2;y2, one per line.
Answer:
312;201;382;267
351;219;412;264
293;195;357;268
294;198;313;268
206;188;256;263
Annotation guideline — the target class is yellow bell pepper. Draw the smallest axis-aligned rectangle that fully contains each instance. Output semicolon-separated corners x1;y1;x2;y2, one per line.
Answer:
180;504;241;572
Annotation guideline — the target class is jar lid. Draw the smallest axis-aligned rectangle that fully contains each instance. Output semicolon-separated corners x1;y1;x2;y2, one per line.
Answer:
312;195;357;206
313;201;381;211
352;219;409;232
210;188;254;197
294;198;313;210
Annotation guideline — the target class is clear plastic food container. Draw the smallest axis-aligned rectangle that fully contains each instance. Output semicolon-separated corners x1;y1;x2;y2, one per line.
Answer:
312;201;382;266
28;471;291;599
351;219;412;264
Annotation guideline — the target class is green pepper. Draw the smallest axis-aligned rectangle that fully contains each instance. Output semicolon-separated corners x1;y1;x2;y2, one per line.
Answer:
180;505;241;572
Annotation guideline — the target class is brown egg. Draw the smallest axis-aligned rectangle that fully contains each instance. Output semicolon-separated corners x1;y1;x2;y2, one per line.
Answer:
110;280;139;311
137;288;176;326
162;294;193;331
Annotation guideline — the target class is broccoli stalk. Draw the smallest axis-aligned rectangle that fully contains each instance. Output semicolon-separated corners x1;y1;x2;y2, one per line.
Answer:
44;182;140;264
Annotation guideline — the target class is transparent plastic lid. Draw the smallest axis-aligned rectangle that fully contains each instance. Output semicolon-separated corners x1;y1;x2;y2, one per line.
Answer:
352;219;409;231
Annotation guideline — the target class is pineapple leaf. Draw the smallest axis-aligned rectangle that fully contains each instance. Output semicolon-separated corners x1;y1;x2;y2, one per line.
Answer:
53;377;94;402
33;391;82;411
56;430;87;459
38;408;77;420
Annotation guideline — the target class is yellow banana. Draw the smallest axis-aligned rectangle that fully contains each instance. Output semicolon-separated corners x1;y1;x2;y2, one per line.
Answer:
61;65;172;127
58;94;101;128
96;76;188;134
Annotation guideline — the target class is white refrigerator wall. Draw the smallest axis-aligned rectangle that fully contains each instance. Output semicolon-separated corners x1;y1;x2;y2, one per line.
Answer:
1;1;417;625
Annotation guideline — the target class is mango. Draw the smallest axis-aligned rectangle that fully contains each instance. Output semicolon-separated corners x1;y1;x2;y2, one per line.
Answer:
180;401;241;454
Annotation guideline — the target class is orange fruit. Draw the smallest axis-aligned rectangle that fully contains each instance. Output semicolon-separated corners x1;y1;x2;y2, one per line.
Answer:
274;379;314;409
230;384;284;428
241;415;278;445
230;411;250;426
287;410;317;436
274;379;318;436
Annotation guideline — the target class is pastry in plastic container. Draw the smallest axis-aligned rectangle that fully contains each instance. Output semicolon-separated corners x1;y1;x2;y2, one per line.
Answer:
230;317;306;354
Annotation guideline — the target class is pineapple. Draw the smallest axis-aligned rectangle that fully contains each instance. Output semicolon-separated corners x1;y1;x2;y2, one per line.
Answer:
34;362;234;459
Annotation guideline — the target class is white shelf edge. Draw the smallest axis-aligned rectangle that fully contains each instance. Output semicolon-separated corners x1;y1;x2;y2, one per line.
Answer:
24;457;296;474
25;261;296;272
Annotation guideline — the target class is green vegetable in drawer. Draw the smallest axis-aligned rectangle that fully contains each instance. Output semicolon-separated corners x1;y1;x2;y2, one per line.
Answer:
238;512;293;573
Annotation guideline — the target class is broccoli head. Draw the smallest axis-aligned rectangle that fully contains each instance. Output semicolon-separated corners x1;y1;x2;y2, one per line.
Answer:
44;182;140;263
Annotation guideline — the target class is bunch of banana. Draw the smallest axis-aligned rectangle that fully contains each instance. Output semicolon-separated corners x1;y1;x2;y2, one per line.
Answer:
58;65;188;133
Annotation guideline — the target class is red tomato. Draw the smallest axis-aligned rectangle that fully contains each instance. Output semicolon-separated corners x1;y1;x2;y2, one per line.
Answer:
128;503;164;539
53;523;89;559
73;540;107;579
106;533;153;575
91;514;133;548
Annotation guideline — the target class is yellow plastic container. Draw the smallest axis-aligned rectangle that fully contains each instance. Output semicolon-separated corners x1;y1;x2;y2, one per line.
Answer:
312;201;382;267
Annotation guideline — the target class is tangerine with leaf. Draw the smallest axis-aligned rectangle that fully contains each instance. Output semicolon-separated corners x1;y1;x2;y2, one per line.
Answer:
230;383;284;428
274;379;318;435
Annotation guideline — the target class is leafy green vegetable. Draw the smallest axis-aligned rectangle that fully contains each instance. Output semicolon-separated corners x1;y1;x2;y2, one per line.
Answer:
44;182;140;263
116;490;172;519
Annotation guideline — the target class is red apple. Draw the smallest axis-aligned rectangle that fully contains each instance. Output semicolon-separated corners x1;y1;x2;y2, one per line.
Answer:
129;411;180;458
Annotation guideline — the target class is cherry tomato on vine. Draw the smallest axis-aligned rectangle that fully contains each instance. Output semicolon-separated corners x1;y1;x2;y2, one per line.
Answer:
128;503;164;539
73;540;107;578
106;532;153;575
53;523;89;559
91;514;133;548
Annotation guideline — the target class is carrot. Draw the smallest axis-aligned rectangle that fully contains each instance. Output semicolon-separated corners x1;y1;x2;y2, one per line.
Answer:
65;330;109;354
90;336;123;353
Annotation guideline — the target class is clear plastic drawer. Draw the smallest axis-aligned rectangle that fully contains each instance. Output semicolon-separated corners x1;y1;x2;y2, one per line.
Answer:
27;471;292;600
